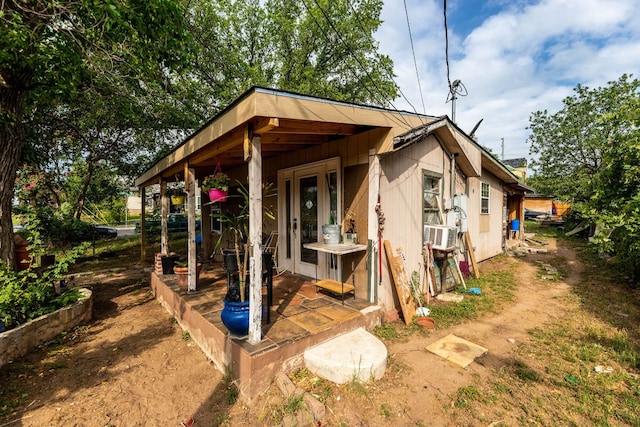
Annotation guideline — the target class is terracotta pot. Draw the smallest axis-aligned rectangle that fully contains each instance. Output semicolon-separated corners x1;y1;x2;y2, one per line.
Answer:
173;262;203;290
417;317;436;329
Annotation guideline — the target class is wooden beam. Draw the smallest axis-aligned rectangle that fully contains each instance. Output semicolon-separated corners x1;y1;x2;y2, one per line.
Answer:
268;120;359;135
464;231;480;279
248;136;263;344
253;117;279;135
160;179;169;255
243;124;252;161
140;186;146;262
384;240;416;325
187;167;197;292
183;161;190;192
187;127;245;165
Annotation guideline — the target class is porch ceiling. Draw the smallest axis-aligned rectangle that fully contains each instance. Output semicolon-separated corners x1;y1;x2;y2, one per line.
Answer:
136;114;374;187
135;86;432;187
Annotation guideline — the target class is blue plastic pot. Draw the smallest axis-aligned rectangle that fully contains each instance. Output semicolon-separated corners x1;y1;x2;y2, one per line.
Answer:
220;298;250;336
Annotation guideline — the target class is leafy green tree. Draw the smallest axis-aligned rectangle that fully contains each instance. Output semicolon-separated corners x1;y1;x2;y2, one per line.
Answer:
175;0;398;122
528;74;640;280
0;0;191;268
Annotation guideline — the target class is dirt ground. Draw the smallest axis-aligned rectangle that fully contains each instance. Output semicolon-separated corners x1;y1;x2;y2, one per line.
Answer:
0;239;581;426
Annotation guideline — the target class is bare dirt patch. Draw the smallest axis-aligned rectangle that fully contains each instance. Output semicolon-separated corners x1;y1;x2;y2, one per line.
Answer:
0;239;610;426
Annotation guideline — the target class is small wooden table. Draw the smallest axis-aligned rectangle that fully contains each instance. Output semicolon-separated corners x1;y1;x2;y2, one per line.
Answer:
303;242;367;303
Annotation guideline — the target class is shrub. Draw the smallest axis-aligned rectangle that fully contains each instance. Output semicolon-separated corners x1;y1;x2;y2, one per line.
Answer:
0;214;89;330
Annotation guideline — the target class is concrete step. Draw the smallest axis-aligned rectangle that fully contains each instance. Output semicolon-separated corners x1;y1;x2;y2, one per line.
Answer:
303;327;387;384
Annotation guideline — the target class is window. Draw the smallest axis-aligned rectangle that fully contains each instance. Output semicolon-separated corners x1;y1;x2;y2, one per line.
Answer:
423;171;442;225
481;182;490;214
210;202;222;234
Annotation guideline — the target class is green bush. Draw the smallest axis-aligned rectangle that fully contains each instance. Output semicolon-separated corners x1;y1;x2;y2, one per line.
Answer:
0;272;82;330
0;228;88;330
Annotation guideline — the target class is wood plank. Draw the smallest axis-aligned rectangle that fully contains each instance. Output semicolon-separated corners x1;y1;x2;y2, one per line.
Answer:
248;136;263;345
464;231;480;279
316;279;355;295
384;240;416;325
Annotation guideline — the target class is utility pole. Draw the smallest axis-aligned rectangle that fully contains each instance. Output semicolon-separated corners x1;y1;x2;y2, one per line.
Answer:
501;138;504;160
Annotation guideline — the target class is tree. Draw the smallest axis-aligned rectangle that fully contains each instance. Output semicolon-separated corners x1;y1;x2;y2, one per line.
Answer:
174;0;398;122
528;74;640;280
0;0;191;268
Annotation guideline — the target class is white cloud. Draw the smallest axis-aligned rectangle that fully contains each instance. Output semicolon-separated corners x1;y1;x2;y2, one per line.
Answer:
377;0;640;160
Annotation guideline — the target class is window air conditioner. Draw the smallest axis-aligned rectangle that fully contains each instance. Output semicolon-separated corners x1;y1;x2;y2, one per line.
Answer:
423;225;458;250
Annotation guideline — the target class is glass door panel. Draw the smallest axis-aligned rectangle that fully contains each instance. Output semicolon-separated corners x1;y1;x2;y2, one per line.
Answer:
299;175;318;265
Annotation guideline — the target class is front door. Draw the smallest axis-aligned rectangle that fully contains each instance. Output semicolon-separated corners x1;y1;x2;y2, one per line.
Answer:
278;158;340;278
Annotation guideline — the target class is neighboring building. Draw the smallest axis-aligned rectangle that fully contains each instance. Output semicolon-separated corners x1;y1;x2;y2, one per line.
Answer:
502;158;527;183
525;194;571;216
135;87;528;322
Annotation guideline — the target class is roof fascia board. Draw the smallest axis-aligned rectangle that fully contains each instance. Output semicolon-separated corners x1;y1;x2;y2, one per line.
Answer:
136;87;432;186
393;118;482;177
135;91;259;186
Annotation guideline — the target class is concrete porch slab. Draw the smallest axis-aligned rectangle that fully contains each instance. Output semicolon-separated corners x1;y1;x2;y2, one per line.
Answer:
149;266;383;401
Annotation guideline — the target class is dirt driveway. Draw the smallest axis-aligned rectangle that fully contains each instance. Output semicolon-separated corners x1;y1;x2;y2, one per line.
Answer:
0;239;585;426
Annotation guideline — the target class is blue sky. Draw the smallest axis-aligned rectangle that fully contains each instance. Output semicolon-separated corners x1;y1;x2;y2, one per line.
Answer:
376;0;640;163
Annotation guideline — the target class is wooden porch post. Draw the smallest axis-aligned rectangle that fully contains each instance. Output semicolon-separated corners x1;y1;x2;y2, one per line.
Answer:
201;198;212;261
367;149;380;303
160;179;169;255
187;167;197;292
140;186;146;262
248;135;263;344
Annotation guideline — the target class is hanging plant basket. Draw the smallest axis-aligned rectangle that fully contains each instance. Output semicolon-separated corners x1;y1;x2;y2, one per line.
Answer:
170;195;185;205
208;188;228;203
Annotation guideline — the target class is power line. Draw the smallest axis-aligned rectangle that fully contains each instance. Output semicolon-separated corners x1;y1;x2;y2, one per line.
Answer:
347;1;425;123
444;0;452;89
303;0;417;128
443;0;467;123
403;0;426;115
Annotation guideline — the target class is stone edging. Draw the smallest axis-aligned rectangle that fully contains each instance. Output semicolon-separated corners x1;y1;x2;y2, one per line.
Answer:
0;288;93;368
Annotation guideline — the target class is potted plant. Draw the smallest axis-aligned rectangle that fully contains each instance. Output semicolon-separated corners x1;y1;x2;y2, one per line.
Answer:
342;209;358;244
160;252;180;275
166;182;185;205
215;181;276;336
202;172;230;202
173;259;203;291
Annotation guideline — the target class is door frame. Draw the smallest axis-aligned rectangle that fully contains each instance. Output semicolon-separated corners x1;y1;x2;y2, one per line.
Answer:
277;157;341;278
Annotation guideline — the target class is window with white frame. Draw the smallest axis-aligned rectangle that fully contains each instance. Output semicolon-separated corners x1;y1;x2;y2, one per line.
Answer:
423;171;442;225
481;182;490;214
210;202;222;234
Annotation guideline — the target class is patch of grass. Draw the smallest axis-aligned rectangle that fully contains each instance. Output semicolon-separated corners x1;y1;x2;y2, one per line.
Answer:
428;263;517;329
0;384;28;416
283;393;305;415
373;322;401;340
181;331;190;340
222;368;238;405
454;385;481;408
213;414;230;426
288;368;333;404
346;376;368;395
512;359;542;382
379;403;392;418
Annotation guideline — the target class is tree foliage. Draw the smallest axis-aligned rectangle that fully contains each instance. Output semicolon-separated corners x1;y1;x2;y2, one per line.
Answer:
175;0;398;122
1;0;191;267
2;0;398;270
528;74;640;281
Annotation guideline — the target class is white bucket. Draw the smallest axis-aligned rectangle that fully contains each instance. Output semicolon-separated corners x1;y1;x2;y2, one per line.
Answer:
322;224;340;244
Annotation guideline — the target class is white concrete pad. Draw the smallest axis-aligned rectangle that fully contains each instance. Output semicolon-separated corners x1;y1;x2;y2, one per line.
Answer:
304;327;387;384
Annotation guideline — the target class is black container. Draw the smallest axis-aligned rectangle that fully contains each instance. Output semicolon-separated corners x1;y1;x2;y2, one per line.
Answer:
222;251;273;272
161;254;180;274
